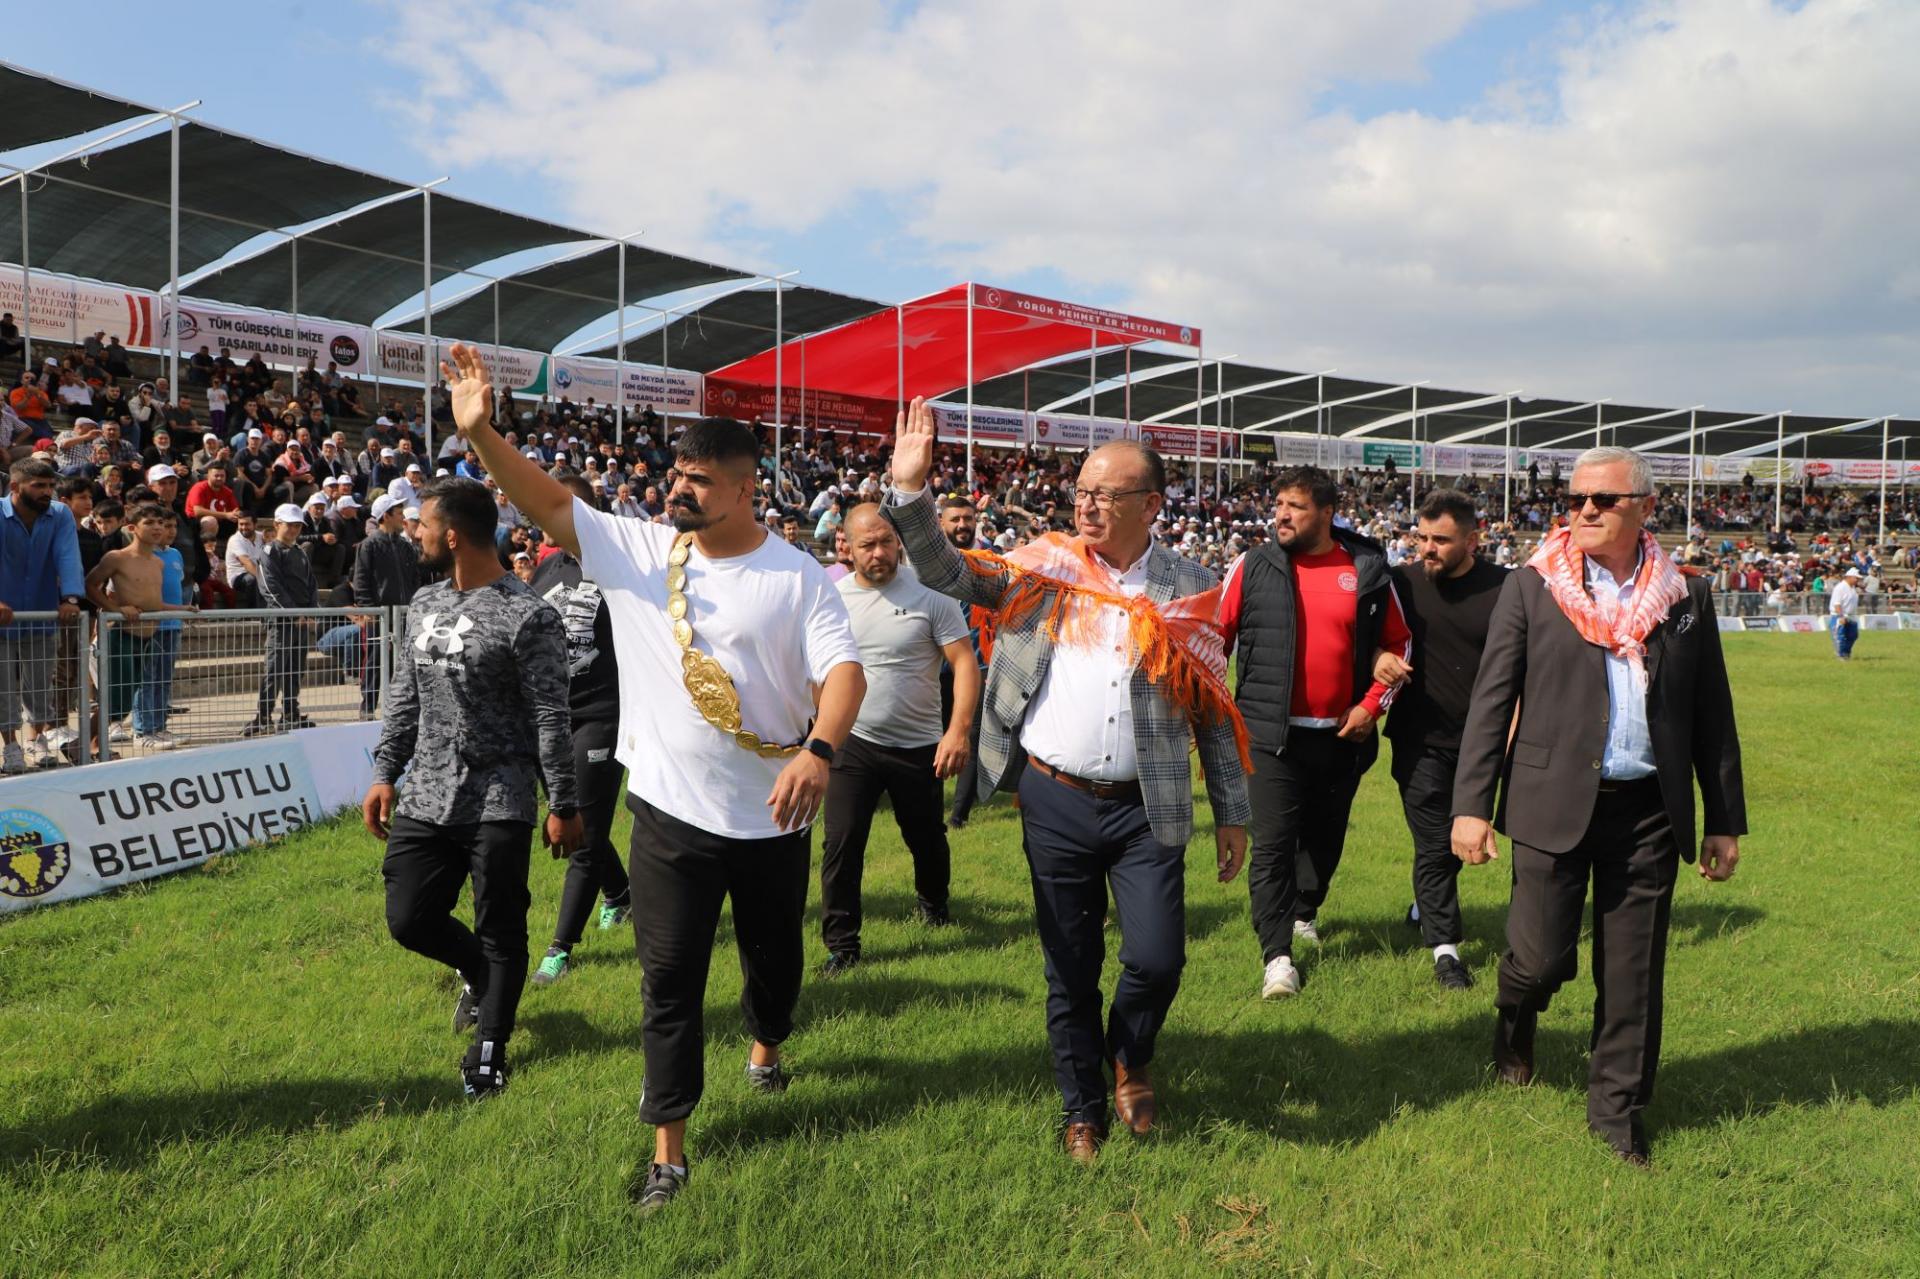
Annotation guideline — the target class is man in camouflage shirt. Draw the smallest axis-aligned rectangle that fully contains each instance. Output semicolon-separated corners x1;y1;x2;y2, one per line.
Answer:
364;478;582;1100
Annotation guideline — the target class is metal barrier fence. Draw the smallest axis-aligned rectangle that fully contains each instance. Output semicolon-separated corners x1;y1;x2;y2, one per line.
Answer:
1709;592;1909;617
2;607;400;772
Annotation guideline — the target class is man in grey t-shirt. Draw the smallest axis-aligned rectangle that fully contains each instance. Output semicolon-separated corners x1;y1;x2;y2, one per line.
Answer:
818;504;979;972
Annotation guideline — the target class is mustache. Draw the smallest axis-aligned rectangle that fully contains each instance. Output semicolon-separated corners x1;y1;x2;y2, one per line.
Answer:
669;496;701;511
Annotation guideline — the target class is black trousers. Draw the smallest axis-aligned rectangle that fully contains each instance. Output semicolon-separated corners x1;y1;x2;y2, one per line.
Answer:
627;793;809;1125
819;734;950;956
549;717;630;950
382;814;533;1045
1496;778;1679;1143
1017;765;1186;1128
1246;727;1371;962
1393;744;1465;948
941;665;986;825
256;618;305;720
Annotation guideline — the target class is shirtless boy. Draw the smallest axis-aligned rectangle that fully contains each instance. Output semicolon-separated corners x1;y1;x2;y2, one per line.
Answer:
85;502;198;749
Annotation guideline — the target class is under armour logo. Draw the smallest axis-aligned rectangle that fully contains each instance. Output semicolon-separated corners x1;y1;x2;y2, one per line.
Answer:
416;612;476;655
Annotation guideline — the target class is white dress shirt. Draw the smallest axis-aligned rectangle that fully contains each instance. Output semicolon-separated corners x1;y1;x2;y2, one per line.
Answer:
887;482;1144;781
1586;557;1657;781
1020;546;1148;782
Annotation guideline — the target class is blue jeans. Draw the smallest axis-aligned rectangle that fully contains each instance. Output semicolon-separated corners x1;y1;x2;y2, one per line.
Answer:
132;627;180;734
1833;618;1858;658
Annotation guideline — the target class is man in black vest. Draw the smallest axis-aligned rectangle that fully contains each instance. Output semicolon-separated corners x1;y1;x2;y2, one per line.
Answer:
1452;446;1745;1166
1382;489;1508;990
1219;466;1410;999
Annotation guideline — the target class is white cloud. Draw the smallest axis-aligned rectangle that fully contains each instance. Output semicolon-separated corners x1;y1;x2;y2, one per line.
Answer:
382;0;1920;417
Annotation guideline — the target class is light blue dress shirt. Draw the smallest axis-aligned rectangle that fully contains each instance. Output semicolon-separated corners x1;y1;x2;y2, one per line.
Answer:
1587;557;1657;780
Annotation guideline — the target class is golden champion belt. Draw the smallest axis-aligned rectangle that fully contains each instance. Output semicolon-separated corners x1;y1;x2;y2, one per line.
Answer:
668;532;803;759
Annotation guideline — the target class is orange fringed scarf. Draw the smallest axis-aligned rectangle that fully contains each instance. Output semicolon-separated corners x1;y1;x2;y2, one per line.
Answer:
963;532;1252;771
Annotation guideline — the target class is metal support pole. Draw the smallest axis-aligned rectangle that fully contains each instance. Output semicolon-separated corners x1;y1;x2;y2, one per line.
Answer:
1315;373;1324;467
1686;408;1697;537
774;276;784;488
964;288;975;484
895;305;905;415
1408;386;1421;509
1879;417;1890;546
490;281;500;406
73;621;90;765
1774;413;1785;529
1502;396;1513;524
168;113;181;388
1594;401;1602;448
95;622;111;759
290;236;299;378
422;187;434;461
615;242;626;446
19;179;31;368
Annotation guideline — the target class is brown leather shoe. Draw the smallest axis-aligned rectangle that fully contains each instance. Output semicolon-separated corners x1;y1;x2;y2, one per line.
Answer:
1062;1121;1105;1164
1112;1060;1157;1136
1493;1009;1536;1086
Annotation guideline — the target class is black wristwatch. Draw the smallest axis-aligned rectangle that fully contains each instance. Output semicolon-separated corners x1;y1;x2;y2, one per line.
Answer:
804;738;835;764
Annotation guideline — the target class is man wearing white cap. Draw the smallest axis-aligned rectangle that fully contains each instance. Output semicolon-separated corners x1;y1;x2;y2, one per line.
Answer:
1830;566;1861;660
390;462;423;508
246;503;319;736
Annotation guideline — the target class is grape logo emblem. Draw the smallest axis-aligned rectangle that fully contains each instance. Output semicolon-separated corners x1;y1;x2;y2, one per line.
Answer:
0;808;71;901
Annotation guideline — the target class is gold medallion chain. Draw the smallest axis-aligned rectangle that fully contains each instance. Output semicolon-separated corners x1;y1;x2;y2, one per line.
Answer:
669;532;803;759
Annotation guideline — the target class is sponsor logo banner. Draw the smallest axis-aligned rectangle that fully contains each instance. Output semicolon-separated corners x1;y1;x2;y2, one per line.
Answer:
930;404;1028;447
969;284;1199;347
1860;614;1900;631
1363;442;1421;467
1241;433;1277;460
1716;615;1745;632
376;335;546;395
704;378;897;435
0;263;156;348
165;301;372;374
1777;614;1822;633
0;724;377;913
552;357;703;416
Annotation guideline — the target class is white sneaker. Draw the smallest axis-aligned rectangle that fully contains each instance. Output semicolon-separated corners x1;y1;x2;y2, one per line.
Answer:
1293;918;1322;946
1261;955;1303;999
136;734;175;752
108;722;135;743
1;742;24;775
42;726;77;750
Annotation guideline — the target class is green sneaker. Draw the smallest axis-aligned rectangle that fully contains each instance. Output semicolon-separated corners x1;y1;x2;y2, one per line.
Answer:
531;948;570;986
598;900;631;931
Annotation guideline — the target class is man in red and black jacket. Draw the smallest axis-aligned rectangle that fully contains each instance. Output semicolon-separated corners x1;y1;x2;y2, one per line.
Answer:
1220;466;1410;999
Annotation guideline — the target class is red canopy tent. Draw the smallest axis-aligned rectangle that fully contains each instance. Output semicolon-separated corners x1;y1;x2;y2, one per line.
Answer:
703;283;1203;477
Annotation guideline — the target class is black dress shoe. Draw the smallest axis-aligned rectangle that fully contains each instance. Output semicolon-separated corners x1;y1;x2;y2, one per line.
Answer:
1435;954;1474;990
914;903;952;927
1592;1117;1652;1167
1493;1009;1536;1085
820;950;860;977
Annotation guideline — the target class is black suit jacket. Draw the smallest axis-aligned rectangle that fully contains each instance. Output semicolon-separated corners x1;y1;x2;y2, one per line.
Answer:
1452;569;1746;858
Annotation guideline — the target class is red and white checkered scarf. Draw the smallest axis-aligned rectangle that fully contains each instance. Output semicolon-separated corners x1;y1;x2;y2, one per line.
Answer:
1527;526;1686;690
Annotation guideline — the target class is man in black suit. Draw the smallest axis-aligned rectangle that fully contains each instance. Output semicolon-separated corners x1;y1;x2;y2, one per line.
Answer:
1452;446;1745;1167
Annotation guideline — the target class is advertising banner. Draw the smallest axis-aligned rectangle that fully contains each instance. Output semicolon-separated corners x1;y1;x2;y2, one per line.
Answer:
1716;615;1745;633
1777;615;1822;634
1031;414;1090;449
0;263;158;347
1860;614;1900;631
549;357;703;416
0;724;378;914
969;284;1200;347
931;404;1029;448
703;378;897;436
1363;442;1421;468
376;335;547;396
1242;433;1277;461
1429;445;1512;475
164;300;372;374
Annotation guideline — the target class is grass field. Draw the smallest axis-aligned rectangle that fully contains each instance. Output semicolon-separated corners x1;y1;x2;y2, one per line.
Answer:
4;633;1918;1278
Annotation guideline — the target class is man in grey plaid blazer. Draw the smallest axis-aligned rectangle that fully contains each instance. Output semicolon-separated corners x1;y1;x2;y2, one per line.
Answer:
885;398;1250;1163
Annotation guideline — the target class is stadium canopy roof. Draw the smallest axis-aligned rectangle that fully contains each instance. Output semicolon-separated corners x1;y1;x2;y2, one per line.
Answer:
394;242;748;352
0;123;406;290
186;192;588;326
0;62;148;151
709;284;1176;403
582;284;889;372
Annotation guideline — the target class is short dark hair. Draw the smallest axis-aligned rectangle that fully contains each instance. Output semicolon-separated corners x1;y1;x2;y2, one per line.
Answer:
1416;488;1478;531
1274;465;1339;510
55;476;93;500
94;499;124;522
127;501;173;526
555;473;595;505
938;494;977;514
8;457;55;486
673;418;760;469
419;477;497;546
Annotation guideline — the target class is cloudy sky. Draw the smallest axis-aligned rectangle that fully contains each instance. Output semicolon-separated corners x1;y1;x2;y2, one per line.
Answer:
9;0;1917;416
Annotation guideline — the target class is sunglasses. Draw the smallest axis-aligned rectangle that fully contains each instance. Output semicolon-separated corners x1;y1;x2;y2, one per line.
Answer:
1568;491;1650;511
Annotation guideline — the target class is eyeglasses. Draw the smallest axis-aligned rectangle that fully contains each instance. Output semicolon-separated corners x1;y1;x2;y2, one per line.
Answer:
1063;483;1155;510
1568;491;1651;511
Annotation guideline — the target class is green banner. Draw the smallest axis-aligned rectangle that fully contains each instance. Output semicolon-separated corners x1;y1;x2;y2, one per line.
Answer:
1362;442;1421;467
